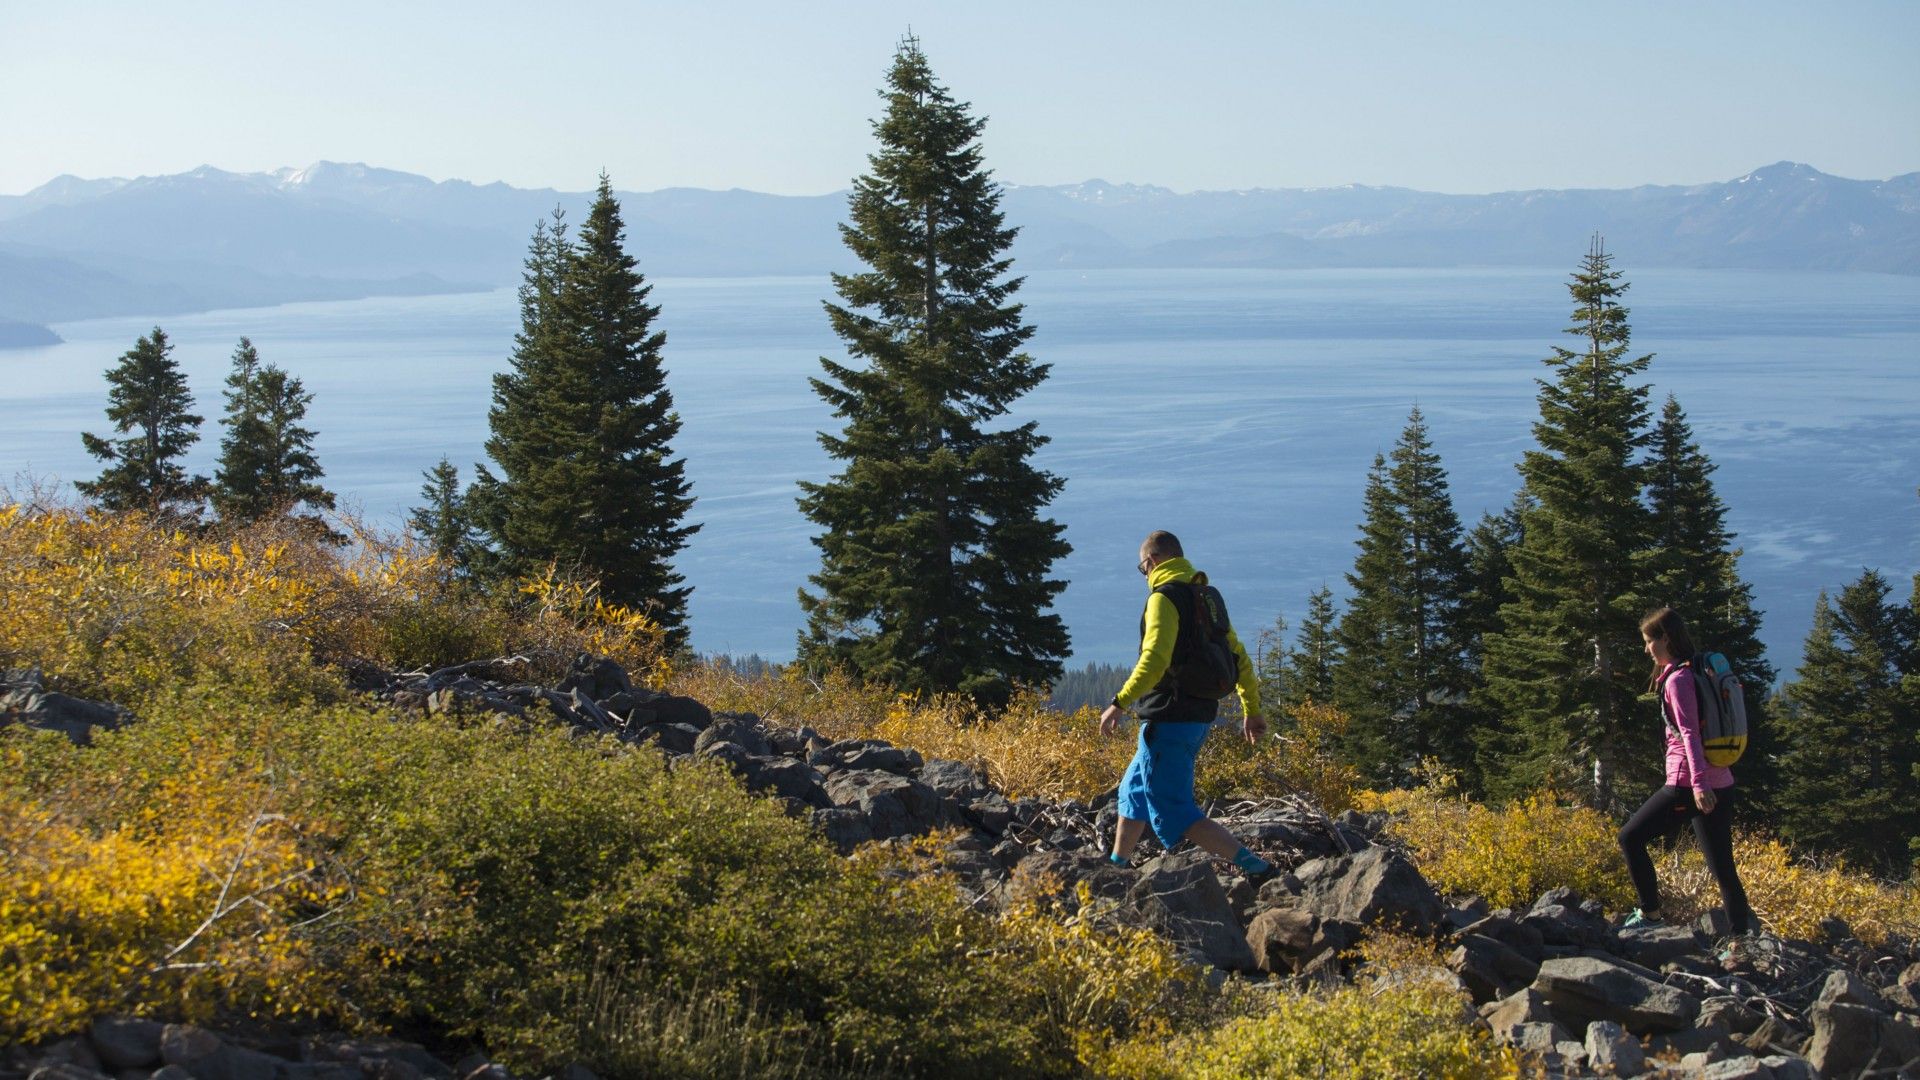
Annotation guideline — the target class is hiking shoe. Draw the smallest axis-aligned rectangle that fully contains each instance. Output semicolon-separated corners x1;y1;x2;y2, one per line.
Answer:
1621;908;1663;929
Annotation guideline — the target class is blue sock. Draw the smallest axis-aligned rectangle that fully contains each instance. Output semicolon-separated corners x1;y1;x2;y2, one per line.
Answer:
1109;852;1129;866
1232;847;1272;875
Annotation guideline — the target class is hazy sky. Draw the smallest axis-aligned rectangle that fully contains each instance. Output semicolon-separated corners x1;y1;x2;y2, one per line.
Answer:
4;1;1916;197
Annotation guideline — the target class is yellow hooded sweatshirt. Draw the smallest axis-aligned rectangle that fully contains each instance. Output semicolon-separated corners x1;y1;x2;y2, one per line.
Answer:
1111;557;1261;719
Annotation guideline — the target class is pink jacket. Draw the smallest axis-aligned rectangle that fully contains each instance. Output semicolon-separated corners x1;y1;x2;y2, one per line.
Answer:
1660;661;1734;791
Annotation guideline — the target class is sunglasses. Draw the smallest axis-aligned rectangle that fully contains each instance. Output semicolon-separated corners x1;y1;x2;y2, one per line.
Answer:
1137;556;1153;576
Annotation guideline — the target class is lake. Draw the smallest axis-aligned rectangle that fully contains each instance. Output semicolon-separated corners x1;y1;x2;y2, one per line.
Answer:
3;267;1916;680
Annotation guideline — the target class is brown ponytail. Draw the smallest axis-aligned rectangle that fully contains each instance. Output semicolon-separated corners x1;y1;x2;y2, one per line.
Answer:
1640;607;1697;691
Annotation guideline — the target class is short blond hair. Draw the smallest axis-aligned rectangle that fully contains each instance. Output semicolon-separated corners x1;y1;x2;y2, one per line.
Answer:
1140;531;1183;558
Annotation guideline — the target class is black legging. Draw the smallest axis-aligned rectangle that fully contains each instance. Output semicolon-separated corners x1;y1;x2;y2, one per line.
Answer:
1617;785;1754;933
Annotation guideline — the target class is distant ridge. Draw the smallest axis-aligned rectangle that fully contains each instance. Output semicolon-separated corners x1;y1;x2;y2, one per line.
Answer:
1;160;1913;328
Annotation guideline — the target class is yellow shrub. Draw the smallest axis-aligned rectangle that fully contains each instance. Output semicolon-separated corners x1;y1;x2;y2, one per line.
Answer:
0;759;339;1042
994;883;1207;1050
1361;781;1635;911
1197;701;1362;814
1662;834;1919;946
516;565;674;688
1145;959;1515;1080
0;503;675;704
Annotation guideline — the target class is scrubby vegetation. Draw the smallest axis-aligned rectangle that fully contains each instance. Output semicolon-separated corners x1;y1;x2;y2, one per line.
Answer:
3;498;1915;1078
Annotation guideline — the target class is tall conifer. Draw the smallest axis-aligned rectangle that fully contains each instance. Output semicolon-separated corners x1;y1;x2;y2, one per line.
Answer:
210;337;336;533
78;327;205;517
797;37;1069;704
1481;239;1656;806
477;183;699;646
1333;409;1475;784
410;457;479;576
1774;572;1918;873
1283;586;1343;712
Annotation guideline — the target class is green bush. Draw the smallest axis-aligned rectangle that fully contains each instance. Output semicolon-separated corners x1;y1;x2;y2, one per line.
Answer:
13;686;1176;1075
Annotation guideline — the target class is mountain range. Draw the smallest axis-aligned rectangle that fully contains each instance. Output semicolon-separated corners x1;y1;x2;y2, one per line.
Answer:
1;160;1914;344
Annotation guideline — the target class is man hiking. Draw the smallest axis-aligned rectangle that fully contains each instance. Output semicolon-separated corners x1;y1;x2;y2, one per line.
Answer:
1098;531;1277;881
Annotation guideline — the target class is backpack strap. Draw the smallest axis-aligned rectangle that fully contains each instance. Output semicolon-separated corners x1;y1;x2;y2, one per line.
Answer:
1657;659;1708;739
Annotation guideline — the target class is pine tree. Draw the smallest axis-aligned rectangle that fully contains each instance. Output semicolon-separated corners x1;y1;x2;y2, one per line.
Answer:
410;457;479;576
1774;572;1919;873
1462;495;1527;670
1481;238;1657;806
475;183;699;647
1332;409;1476;785
796;37;1069;704
1334;455;1410;775
77;327;205;517
1282;586;1343;712
210;337;336;534
1253;612;1292;715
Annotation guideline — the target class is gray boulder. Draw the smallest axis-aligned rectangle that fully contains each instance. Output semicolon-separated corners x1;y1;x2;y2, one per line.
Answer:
1128;851;1256;971
739;755;830;807
1814;967;1891;1014
694;716;772;758
1614;923;1703;967
1448;933;1540;1004
810;807;872;854
964;791;1015;835
635;721;702;754
1008;850;1133;913
1521;887;1611;948
1530;955;1699;1033
0;670;131;745
809;739;922;776
824;769;952;838
157;1026;280;1080
1504;1021;1572;1055
89;1017;164;1071
919;758;990;801
1482;988;1555;1045
1695;1058;1773;1079
1699;997;1766;1036
1290;845;1443;931
1758;1055;1816;1080
556;653;631;701
1458;913;1546;963
1585;1020;1647;1077
1741;1016;1808;1057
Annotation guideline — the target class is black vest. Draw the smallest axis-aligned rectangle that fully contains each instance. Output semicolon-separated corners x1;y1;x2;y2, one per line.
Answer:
1134;582;1220;724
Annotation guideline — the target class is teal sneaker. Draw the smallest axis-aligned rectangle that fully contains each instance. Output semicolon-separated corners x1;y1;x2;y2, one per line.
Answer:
1621;908;1662;929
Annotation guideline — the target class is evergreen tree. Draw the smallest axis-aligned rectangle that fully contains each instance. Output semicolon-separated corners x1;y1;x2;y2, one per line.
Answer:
1462;495;1527;671
210;337;336;534
1282;586;1343;712
1253;612;1292;715
409;457;479;575
476;182;699;646
796;37;1069;704
1642;393;1778;811
1332;409;1475;785
1333;455;1410;775
78;327;205;516
1774;571;1919;874
1644;395;1769;673
1481;238;1657;806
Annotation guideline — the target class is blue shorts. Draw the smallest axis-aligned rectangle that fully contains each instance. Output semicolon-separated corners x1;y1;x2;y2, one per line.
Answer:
1118;721;1210;847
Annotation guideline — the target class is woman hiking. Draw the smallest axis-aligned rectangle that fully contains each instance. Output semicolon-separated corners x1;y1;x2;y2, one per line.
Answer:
1617;606;1756;944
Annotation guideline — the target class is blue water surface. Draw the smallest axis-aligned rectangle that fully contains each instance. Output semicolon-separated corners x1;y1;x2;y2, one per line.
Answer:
3;267;1915;680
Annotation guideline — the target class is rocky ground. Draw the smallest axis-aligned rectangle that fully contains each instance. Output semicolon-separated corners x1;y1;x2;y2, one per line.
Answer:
8;654;1919;1079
